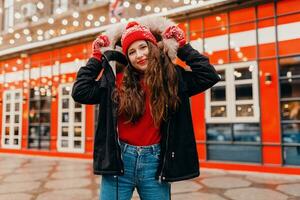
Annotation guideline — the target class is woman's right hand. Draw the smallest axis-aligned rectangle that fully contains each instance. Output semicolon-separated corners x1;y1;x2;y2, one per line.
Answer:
91;35;110;61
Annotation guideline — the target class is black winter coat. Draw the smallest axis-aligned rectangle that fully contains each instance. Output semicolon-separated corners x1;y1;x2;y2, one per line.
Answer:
72;44;220;182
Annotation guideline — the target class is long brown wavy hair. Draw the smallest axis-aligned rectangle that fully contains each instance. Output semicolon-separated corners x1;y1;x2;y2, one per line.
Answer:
113;41;180;127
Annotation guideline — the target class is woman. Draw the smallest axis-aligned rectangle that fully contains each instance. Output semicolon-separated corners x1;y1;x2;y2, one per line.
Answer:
72;17;220;200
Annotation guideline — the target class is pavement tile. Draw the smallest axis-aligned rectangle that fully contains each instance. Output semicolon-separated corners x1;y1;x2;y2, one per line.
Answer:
3;172;49;182
224;187;288;200
55;164;89;171
51;170;89;179
277;184;300;197
171;180;202;193
0;162;23;169
36;189;93;200
0;193;33;200
201;177;251;189
44;178;91;189
14;166;53;174
0;181;41;194
0;168;14;175
172;192;226;200
245;174;300;185
1;154;300;200
23;162;55;168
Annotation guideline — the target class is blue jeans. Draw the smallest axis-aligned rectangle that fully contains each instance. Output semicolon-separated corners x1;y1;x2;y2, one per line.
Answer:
100;141;171;200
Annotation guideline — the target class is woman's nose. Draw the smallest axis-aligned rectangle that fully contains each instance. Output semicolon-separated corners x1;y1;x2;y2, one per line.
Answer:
136;50;143;58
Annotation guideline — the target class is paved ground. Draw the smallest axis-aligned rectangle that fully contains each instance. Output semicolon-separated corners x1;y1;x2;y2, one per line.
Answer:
1;154;300;200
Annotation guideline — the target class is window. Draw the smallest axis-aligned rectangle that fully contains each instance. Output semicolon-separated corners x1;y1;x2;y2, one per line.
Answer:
52;0;68;14
280;56;300;165
3;0;14;31
28;87;51;149
58;84;85;153
206;61;260;123
205;61;261;163
84;0;103;4
1;90;22;149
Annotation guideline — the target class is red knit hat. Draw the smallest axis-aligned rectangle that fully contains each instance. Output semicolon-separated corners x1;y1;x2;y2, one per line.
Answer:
121;21;157;55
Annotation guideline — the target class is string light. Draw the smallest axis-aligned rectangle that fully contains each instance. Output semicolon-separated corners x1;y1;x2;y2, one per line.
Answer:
48;29;55;36
87;14;94;20
26;36;32;42
154;7;160;13
37;36;43;41
184;0;190;4
84;21;91;27
135;3;142;10
8;27;14;33
3;1;195;45
110;17;117;23
62;19;68;25
94;21;101;26
73;20;79;27
145;5;151;12
120;18;127;23
73;12;79;18
32;15;39;22
14;33;21;39
60;29;67;35
37;1;44;9
23;29;30;35
9;39;15;44
123;1;130;8
37;29;43;35
14;12;21;19
99;16;106;22
48;18;54;24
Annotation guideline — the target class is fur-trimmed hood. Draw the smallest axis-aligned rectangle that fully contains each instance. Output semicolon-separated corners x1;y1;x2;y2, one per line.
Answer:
104;16;179;61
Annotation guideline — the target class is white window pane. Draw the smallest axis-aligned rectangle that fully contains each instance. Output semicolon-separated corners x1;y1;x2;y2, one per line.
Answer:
74;126;82;137
234;67;252;80
14;128;19;136
211;106;226;117
211;86;226;101
236;104;254;117
235;84;253;100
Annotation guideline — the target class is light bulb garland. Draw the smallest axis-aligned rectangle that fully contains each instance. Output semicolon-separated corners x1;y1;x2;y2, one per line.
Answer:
2;0;205;46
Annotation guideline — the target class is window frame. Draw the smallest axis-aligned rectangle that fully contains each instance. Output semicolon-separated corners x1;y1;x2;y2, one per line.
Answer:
57;83;85;153
205;61;260;123
3;0;14;31
1;89;23;149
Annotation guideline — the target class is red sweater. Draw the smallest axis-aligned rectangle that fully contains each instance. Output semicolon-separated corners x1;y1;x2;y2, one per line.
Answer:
116;74;161;146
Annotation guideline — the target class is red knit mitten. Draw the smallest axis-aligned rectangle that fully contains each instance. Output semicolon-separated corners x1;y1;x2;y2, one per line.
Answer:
91;35;110;61
162;26;186;48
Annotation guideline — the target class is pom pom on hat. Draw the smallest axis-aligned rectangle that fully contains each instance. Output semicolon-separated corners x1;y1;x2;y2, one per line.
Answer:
126;21;139;29
121;21;157;54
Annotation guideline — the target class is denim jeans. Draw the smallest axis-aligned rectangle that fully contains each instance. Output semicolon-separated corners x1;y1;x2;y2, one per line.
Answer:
100;141;171;200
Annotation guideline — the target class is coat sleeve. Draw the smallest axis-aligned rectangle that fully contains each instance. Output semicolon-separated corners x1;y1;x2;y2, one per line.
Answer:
71;57;106;104
177;43;221;97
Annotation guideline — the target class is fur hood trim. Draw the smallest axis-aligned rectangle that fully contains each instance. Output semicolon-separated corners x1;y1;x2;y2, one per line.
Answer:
104;16;179;61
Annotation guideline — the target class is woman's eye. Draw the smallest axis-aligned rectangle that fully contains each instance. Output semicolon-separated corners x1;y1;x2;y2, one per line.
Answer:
129;51;135;55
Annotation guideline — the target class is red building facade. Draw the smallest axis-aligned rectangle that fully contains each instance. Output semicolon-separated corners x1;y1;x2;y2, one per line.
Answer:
1;0;300;174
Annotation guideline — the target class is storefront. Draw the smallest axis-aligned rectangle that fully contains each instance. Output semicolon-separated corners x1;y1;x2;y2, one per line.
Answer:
0;0;299;174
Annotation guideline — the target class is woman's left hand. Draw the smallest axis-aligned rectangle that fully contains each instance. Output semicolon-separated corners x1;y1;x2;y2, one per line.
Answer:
162;25;186;48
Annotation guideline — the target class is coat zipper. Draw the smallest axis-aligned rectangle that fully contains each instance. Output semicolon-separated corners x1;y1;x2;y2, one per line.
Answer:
112;93;124;175
159;116;171;183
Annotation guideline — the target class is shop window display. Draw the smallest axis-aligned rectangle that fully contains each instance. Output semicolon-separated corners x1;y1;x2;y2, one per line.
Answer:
1;90;22;149
28;86;51;149
205;62;261;163
58;84;85;153
280;56;300;165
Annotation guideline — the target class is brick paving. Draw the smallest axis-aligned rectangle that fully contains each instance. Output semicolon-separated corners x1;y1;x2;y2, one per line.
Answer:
1;153;300;200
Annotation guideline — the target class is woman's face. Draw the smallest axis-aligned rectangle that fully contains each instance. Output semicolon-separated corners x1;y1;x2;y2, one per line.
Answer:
127;40;149;72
